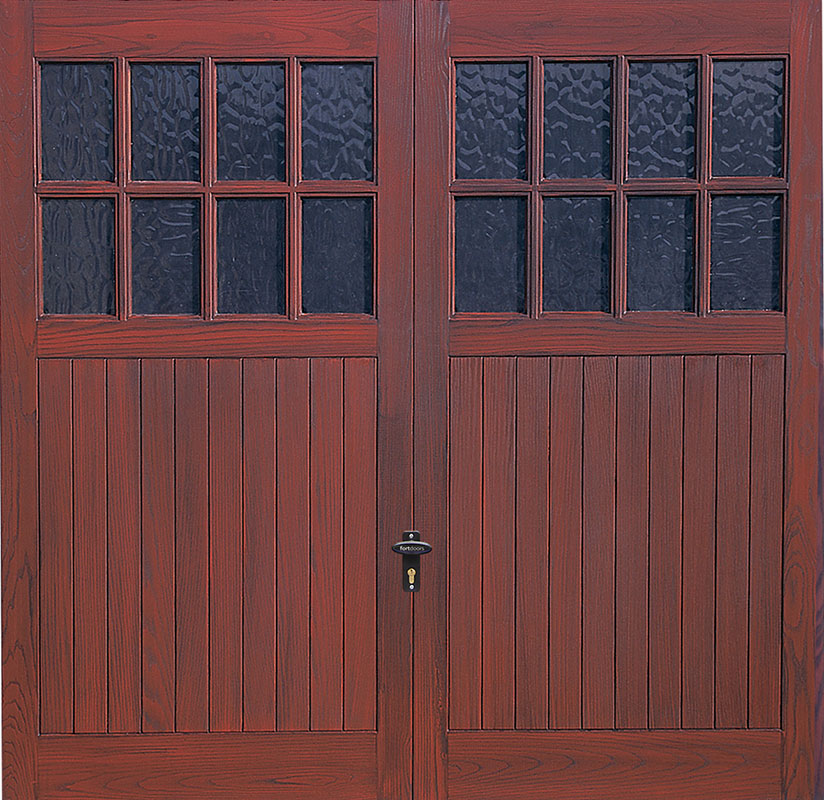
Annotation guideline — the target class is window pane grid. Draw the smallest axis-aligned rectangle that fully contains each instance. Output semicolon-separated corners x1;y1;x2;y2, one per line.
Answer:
36;57;377;319
450;54;787;317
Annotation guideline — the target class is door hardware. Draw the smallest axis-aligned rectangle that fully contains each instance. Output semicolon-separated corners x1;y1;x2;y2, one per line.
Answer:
392;530;432;593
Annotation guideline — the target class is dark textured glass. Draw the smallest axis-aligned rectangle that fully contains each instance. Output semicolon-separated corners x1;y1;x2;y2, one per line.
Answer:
217;63;285;181
544;62;611;179
131;63;200;181
302;198;372;313
42;198;115;314
628;61;697;178
131;198;200;314
712;60;784;177
301;63;373;180
454;196;526;312
543;196;611;312
455;62;527;179
627;196;695;311
41;63;114;181
217;198;286;314
711;195;782;310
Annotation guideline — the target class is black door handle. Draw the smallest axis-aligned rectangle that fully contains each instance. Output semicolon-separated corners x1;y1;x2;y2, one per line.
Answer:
392;531;432;592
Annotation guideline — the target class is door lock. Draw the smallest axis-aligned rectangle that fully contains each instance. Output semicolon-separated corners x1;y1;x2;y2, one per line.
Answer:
392;531;432;593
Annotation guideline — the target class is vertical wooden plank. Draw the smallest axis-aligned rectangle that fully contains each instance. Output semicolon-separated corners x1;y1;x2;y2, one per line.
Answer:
482;357;516;729
175;358;209;732
107;359;141;733
310;358;344;731
616;356;649;729
39;359;73;733
648;356;683;728
141;359;175;732
716;355;750;729
209;358;243;732
72;359;107;733
276;358;310;731
682;355;717;729
515;357;549;729
582;356;616;729
343;358;377;731
749;355;783;729
242;358;277;732
549;356;583;730
449;358;483;730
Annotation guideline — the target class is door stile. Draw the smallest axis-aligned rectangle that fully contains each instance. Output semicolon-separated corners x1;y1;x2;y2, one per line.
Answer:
413;1;451;798
376;2;415;798
1;0;38;796
784;1;823;797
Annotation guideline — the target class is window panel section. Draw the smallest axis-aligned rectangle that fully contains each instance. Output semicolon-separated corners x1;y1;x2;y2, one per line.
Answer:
543;196;611;312
544;61;612;179
301;63;373;181
711;195;782;311
217;198;286;314
454;196;526;313
131;63;200;182
455;62;527;180
217;63;286;181
41;63;114;182
627;196;695;311
131;198;201;314
302;197;373;314
712;60;784;177
628;61;697;178
42;198;115;315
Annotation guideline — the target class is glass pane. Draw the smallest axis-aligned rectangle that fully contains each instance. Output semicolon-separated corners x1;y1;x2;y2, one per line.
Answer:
711;195;782;310
41;63;114;181
217;198;286;314
131;63;200;181
544;61;611;179
302;198;372;313
628;61;697;178
543;196;611;312
217;63;285;181
131;198;200;314
42;198;115;315
627;196;695;311
454;196;526;312
712;60;784;177
455;62;527;179
301;63;373;180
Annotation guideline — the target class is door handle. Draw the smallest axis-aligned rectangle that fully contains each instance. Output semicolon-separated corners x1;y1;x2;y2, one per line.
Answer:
392;530;432;592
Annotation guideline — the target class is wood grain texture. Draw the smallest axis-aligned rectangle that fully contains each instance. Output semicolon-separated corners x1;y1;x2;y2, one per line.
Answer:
715;355;751;729
447;730;781;800
582;357;616;730
481;358;516;729
72;360;108;733
515;357;549;730
36;318;377;359
38;733;378;800
310;358;344;732
140;360;176;733
343;358;377;731
548;357;583;729
749;355;783;729
39;360;73;734
445;0;789;54
175;359;209;732
648;356;682;729
276;358;310;731
242;359;277;732
34;0;378;58
615;357;649;728
209;359;243;732
681;356;717;729
106;359;141;733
